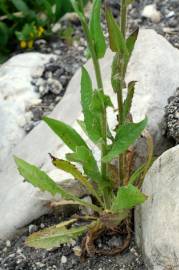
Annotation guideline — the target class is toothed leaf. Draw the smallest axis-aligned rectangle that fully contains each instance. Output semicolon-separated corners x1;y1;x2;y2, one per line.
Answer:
26;221;87;249
14;156;101;212
81;68;102;143
43;117;88;152
103;118;147;162
51;155;101;202
66;146;101;184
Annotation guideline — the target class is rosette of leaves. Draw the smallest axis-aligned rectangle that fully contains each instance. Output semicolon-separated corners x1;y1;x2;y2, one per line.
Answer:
15;0;153;257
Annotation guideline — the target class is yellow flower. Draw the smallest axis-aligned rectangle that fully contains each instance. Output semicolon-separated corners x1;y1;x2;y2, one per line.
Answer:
20;40;27;49
37;26;45;37
27;40;34;49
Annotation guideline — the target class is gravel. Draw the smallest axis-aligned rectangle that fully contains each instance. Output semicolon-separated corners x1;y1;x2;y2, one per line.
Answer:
0;213;145;270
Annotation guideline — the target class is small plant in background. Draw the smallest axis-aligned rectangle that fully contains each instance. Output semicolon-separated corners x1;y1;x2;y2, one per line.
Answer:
0;0;88;63
15;0;153;257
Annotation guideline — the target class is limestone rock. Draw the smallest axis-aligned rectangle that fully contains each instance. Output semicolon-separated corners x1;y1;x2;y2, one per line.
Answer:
142;4;161;23
135;145;179;270
0;53;54;168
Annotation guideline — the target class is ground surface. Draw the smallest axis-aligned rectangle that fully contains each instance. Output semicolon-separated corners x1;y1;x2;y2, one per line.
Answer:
1;0;179;269
0;212;145;270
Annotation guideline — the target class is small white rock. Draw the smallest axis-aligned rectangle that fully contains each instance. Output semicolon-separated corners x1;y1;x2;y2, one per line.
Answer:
6;240;11;247
61;255;67;264
142;4;161;23
28;224;38;234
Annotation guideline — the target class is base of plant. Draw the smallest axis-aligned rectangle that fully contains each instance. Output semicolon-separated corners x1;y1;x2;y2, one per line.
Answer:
81;216;131;259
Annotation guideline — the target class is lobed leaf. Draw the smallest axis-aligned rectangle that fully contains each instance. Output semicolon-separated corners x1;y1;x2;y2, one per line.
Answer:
89;0;106;58
103;118;148;162
26;220;87;249
43;117;88;152
111;184;147;212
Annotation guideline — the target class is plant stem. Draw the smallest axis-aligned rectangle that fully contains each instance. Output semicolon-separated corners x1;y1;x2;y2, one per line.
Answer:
117;0;127;183
79;12;109;208
120;0;127;38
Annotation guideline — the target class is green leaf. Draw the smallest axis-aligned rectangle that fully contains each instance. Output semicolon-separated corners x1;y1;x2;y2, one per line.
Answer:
111;54;121;93
111;184;147;212
54;0;62;20
103;118;148;162
89;0;106;58
66;146;101;183
50;155;102;205
43;117;88;152
11;0;29;13
106;9;127;55
26;220;87;249
123;81;136;119
90;90;113;113
0;22;9;47
14;156;101;213
11;0;35;17
126;28;139;60
81;68;102;143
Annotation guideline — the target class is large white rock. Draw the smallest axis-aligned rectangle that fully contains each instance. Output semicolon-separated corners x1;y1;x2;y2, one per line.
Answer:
135;145;179;270
0;53;53;168
1;29;179;239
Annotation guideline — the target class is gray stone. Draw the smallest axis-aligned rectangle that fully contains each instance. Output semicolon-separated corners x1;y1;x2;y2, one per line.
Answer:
1;30;179;239
135;145;179;270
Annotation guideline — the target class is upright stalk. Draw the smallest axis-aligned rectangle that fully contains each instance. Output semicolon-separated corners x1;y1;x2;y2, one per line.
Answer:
79;4;109;207
117;0;127;182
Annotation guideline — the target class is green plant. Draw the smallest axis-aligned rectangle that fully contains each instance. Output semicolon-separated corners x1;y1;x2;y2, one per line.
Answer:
0;0;88;62
15;0;153;257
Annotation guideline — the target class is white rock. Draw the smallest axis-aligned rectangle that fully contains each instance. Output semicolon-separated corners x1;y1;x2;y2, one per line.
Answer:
135;145;179;270
0;53;53;168
1;30;179;239
61;255;67;264
6;240;11;247
142;4;161;23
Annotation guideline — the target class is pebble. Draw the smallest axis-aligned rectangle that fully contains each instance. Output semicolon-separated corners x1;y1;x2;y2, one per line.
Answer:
61;255;67;264
6;240;11;247
28;224;38;234
142;4;161;23
40;223;45;229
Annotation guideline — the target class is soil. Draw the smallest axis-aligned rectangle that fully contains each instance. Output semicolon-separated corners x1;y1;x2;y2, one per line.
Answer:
0;212;145;270
1;0;179;269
